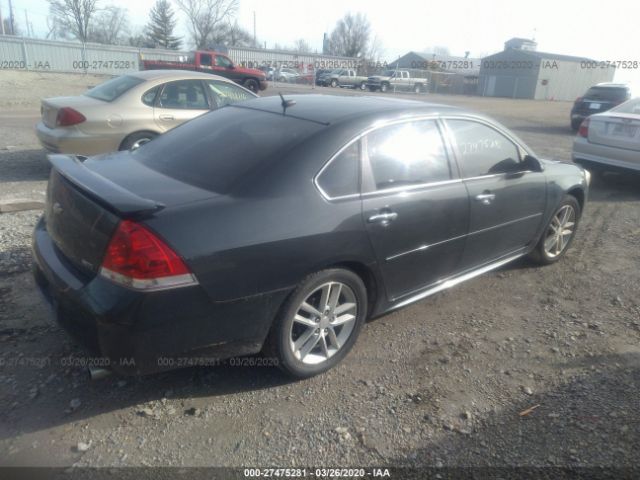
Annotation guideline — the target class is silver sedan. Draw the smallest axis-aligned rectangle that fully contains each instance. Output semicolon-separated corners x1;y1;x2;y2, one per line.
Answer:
572;97;640;173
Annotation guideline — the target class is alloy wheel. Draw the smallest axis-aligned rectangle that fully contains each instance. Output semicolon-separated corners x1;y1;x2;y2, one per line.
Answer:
289;282;357;365
543;205;576;258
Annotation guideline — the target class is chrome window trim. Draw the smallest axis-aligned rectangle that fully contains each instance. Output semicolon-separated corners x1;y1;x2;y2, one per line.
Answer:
313;113;445;201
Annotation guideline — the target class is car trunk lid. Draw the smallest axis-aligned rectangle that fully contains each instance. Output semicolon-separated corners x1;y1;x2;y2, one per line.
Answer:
587;113;640;151
44;153;217;277
40;96;105;129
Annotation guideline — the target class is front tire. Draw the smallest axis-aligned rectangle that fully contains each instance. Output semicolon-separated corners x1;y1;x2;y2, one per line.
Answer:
264;269;367;378
380;83;389;93
330;79;338;88
244;78;259;93
359;81;367;91
529;195;581;265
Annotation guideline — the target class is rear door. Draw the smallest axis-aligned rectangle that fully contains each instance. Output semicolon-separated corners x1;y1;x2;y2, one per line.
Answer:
361;119;469;300
444;118;547;270
153;80;211;132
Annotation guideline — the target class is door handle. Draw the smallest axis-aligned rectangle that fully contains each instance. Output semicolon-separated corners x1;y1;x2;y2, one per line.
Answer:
159;114;174;121
368;212;398;224
475;193;496;205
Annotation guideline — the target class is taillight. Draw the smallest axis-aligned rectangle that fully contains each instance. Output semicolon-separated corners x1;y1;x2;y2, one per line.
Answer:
578;118;590;138
100;220;197;291
56;107;86;127
574;96;583;104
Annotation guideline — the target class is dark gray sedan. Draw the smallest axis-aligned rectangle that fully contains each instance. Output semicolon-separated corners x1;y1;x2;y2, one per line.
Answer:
32;95;590;379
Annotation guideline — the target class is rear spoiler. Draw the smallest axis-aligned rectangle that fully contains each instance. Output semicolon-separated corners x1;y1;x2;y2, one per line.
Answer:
48;154;165;217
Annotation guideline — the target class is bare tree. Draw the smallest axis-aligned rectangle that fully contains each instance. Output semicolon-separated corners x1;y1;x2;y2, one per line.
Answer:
3;17;21;35
328;12;370;58
47;0;100;42
292;38;312;54
210;20;256;48
88;6;129;44
175;0;238;49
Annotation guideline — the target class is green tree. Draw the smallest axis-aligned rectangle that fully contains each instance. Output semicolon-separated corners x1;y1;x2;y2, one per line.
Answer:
146;0;182;49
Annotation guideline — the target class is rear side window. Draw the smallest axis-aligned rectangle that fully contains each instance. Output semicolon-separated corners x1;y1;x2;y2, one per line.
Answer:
141;86;160;106
317;142;360;198
158;80;208;109
447;120;521;178
134;107;322;193
85;75;145;102
365;120;451;191
584;87;629;102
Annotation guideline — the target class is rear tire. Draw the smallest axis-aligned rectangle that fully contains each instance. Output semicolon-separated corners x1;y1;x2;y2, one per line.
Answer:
120;131;157;151
380;83;389;93
330;79;338;88
264;268;367;378
528;195;581;265
359;81;367;91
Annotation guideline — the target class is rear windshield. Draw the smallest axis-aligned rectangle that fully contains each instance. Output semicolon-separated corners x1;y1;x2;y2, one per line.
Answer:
85;75;145;102
134;106;322;193
584;87;628;102
611;98;640;114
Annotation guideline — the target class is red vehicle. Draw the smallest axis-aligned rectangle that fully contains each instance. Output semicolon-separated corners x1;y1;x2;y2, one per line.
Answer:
141;51;268;93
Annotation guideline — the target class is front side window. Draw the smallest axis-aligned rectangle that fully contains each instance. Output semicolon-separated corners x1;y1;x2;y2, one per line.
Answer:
317;142;360;198
158;80;209;110
365;120;451;191
206;81;255;107
447;120;522;178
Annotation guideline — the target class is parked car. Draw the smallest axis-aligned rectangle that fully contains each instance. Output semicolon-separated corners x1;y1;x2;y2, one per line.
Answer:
33;95;589;379
570;83;633;130
367;69;428;93
327;69;369;90
35;70;257;156
258;65;275;80
141;50;268;92
315;69;332;85
276;67;300;83
572;97;640;173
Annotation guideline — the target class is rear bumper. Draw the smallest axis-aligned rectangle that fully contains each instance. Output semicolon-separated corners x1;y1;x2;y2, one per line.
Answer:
572;137;640;172
32;218;287;375
35;122;121;156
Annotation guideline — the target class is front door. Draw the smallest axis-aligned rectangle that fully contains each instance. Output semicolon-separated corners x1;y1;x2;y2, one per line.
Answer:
361;119;469;300
445;118;547;270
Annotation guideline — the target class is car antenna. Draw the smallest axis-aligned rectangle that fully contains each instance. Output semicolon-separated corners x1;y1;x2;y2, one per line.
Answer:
279;92;296;114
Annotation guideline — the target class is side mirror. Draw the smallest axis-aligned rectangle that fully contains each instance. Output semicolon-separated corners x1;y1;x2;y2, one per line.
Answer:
522;154;543;172
228;64;235;69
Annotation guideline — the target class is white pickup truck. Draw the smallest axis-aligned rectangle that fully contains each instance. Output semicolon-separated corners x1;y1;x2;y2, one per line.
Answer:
366;69;429;94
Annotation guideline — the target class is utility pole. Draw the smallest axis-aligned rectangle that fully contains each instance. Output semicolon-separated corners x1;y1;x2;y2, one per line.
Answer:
8;0;15;35
0;4;5;35
24;9;30;37
253;11;256;47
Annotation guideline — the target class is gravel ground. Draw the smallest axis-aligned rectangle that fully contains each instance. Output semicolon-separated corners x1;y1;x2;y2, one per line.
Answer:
0;71;639;475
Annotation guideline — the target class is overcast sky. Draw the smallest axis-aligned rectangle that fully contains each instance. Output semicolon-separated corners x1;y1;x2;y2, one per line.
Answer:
6;0;640;85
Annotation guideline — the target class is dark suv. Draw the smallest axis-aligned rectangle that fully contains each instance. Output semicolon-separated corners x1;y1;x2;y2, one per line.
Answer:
571;83;632;130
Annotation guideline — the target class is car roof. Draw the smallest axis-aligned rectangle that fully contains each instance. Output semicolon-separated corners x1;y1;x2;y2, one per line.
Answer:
593;83;630;89
232;94;464;125
129;69;232;82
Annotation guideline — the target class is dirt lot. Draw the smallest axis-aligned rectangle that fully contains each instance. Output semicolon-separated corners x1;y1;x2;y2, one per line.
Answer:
0;71;639;473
